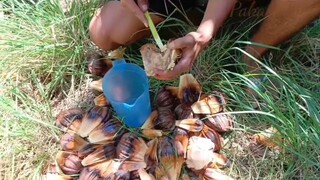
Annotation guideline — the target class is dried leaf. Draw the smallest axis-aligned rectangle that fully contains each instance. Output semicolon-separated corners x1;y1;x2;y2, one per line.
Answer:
252;127;281;150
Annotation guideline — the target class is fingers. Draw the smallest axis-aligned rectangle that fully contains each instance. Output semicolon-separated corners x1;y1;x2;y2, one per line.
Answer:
121;0;148;27
154;57;193;80
168;35;195;49
137;0;148;12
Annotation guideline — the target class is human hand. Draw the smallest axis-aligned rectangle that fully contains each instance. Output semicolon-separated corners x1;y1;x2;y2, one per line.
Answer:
120;0;149;27
154;32;211;80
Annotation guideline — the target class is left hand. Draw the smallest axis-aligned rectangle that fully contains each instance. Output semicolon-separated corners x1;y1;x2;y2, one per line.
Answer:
153;32;211;80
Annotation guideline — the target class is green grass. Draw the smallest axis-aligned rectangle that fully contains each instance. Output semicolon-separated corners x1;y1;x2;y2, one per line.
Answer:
1;0;319;179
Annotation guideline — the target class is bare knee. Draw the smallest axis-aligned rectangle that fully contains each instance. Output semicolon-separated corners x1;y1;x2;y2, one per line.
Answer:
89;7;120;50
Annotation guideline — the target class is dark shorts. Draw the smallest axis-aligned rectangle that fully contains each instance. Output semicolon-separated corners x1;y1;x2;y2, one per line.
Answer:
148;0;198;17
148;0;271;20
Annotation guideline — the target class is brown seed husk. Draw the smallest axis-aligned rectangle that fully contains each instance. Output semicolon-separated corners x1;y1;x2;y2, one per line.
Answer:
178;74;201;100
78;106;112;138
199;124;223;152
156;87;175;109
146;138;159;163
142;129;163;139
138;168;156;180
158;137;184;180
56;108;83;133
174;104;194;120
119;160;147;172
87;118;122;144
56;151;83;175
191;93;226;115
155;108;176;132
116;133;148;162
173;128;189;158
88;54;112;77
79;167;100;180
81;141;115;166
60;132;89;151
141;110;158;130
175;118;204;132
204;114;233;133
94;93;109;107
91;159;121;178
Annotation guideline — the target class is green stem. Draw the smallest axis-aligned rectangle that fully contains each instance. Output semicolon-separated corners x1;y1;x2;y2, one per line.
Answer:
144;11;165;51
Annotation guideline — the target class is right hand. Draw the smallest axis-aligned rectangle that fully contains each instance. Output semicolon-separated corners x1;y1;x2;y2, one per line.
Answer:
120;0;149;27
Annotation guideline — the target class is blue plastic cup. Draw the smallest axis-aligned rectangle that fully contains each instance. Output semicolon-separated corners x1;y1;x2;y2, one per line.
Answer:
102;59;151;128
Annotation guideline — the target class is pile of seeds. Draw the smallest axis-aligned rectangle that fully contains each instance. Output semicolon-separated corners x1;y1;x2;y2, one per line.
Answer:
42;73;234;180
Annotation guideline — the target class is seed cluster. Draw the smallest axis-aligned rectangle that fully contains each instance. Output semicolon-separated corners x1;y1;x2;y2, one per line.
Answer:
43;74;234;180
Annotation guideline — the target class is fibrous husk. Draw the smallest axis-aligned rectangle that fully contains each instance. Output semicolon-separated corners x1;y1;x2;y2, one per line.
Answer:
116;133;148;162
138;168;156;180
186;136;215;170
175;118;204;132
88;54;112;77
77;143;102;159
165;86;179;97
42;161;73;180
141;108;175;132
119;160;147;172
155;108;176;132
173;128;189;158
94;93;109;107
156;87;176;109
155;165;170;180
140;43;181;76
130;170;141;180
87;118;122;144
89;159;121;178
141;110;158;130
142;129;163;139
60;132;89;151
56;151;83;175
191;92;226;115
78;106;112;138
79;167;100;180
56;108;83;133
158;137;184;180
174;104;194;120
114;170;130;180
178;74;201;101
146;138;159;164
81;141;115;166
204;114;233;133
